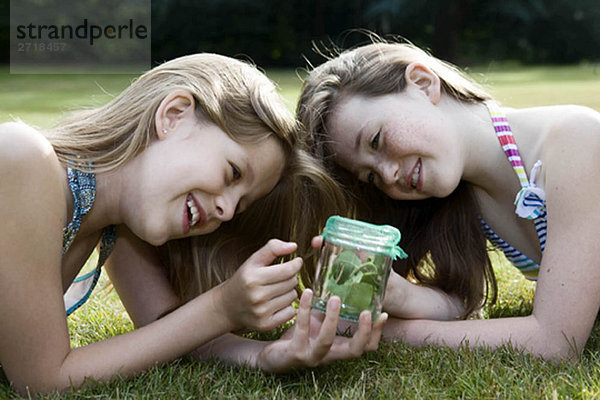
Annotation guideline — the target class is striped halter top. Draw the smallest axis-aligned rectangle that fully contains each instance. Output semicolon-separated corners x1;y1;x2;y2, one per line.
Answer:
479;102;547;281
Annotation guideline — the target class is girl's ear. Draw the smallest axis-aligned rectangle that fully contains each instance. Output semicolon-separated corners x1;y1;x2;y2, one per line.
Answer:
405;62;441;105
154;89;196;140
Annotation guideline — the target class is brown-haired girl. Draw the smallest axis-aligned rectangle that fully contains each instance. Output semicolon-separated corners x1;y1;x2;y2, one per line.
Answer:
0;54;385;396
298;41;600;360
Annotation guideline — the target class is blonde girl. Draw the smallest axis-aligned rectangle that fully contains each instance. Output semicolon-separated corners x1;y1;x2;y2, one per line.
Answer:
298;41;600;360
0;54;384;396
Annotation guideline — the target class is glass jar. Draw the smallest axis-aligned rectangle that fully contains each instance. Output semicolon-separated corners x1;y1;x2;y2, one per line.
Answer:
311;216;407;322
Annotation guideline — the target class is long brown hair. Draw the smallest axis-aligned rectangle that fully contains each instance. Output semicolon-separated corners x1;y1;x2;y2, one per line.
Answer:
297;40;497;317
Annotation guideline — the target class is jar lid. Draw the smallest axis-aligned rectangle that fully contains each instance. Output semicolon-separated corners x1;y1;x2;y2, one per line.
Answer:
321;216;407;260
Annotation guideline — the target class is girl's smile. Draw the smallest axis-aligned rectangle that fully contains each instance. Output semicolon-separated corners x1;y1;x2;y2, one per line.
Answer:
112;112;285;246
183;193;206;234
326;90;459;200
408;158;423;191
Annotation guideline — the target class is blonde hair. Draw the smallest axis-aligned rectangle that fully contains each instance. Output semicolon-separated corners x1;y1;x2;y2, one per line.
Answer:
47;53;296;172
297;40;497;318
47;53;346;302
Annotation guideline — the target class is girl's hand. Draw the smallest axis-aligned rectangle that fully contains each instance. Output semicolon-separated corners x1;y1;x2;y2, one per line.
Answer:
218;239;302;332
311;235;324;250
256;289;387;372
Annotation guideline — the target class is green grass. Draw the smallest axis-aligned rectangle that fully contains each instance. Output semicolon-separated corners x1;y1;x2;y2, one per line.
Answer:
2;63;598;128
469;63;600;111
1;64;600;399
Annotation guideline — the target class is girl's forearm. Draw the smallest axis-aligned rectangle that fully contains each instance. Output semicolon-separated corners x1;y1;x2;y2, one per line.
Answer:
384;274;464;320
383;315;578;361
54;289;235;392
190;333;268;368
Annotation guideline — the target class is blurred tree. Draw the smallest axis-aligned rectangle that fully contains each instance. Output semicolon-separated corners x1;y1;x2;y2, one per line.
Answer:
462;0;600;63
363;0;472;62
432;0;471;62
360;0;600;64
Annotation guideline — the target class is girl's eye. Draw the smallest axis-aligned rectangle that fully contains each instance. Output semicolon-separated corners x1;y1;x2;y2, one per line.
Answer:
230;163;242;181
367;171;375;184
370;130;381;150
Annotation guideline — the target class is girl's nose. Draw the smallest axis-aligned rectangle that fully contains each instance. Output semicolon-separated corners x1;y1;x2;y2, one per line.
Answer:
215;193;239;222
378;161;399;186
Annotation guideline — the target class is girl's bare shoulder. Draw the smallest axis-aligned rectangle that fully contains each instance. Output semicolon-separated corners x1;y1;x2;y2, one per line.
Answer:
0;122;64;176
0;122;65;206
539;106;600;185
0;122;56;163
536;106;600;156
546;105;600;140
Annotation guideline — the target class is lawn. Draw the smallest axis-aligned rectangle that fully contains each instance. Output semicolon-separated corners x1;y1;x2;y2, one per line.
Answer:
1;63;600;399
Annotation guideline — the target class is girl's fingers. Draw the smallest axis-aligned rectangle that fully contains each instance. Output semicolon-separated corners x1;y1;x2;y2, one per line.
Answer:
266;304;297;330
366;312;387;351
348;311;373;356
258;257;303;284
311;236;323;250
257;276;299;300
247;239;298;266
265;289;298;315
293;289;313;343
312;296;340;359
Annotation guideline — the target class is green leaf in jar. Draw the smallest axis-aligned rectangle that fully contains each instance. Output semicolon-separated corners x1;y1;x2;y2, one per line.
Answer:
360;271;380;287
334;250;362;283
344;282;374;310
324;277;351;303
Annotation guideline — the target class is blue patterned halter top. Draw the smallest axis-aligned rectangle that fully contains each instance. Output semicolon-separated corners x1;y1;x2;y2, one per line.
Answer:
62;166;116;315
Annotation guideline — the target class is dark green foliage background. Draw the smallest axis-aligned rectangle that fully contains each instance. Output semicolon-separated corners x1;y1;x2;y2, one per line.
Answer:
1;0;599;67
149;0;600;67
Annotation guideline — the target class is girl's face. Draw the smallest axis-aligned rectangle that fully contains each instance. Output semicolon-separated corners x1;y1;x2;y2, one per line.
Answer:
126;113;285;246
326;88;462;201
